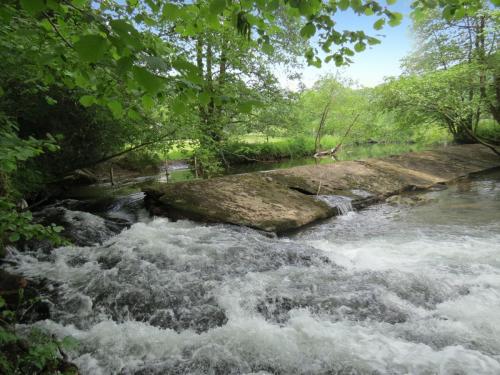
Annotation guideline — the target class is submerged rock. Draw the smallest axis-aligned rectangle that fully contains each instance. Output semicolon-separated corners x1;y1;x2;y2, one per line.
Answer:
18;205;130;252
385;194;434;206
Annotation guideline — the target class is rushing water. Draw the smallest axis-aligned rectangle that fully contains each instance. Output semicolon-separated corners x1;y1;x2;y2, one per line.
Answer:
5;170;500;374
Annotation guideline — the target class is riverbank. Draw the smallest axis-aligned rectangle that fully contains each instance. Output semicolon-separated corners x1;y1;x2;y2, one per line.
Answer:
144;144;500;233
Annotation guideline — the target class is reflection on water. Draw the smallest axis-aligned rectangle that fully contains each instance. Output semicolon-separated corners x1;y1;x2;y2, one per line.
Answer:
7;170;500;374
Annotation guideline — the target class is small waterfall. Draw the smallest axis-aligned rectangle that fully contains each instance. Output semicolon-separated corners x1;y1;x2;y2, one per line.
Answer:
315;195;353;215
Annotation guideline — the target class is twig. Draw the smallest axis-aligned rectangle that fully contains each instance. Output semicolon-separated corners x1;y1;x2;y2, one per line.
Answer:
43;13;73;49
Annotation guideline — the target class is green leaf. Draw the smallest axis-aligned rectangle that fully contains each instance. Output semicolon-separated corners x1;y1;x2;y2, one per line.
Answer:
387;0;397;4
199;92;211;106
45;96;57;105
117;56;134;75
454;7;465;19
364;7;374;16
110;20;142;50
0;87;4;97
79;95;96;107
491;0;500;6
142;95;154;110
127;0;139;8
74;35;108;63
334;54;344;66
300;23;316;39
237;99;261;114
132;67;163;94
350;0;362;11
354;42;366;52
261;42;274;55
172;58;203;84
162;3;180;20
238;101;253;113
52;226;63;233
209;0;226;15
71;0;88;7
373;18;385;30
127;109;141;121
74;72;89;88
9;233;20;242
20;0;46;15
107;100;123;119
388;12;403;27
39;19;52;31
412;8;425;22
338;0;349;11
172;98;186;114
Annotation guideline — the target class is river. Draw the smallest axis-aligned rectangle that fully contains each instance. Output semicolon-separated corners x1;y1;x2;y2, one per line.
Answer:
5;169;500;374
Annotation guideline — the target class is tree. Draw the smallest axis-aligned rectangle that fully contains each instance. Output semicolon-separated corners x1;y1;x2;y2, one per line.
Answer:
384;0;499;144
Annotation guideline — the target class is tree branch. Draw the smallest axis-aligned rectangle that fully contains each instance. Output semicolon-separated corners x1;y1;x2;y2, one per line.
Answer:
43;13;73;49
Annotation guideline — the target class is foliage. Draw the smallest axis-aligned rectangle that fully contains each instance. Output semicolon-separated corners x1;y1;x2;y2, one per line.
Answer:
6;0;404;114
381;1;499;144
0;198;67;253
376;66;478;139
0;295;78;375
0;115;66;254
0;0;497;174
0;0;411;178
222;136;322;163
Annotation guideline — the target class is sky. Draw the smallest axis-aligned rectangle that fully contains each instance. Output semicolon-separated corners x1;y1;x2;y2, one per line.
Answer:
277;0;415;90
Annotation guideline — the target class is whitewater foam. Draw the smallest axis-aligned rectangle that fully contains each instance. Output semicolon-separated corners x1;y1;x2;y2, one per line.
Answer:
7;171;500;374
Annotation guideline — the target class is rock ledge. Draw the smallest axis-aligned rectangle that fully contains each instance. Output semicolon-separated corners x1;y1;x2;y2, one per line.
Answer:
143;144;500;233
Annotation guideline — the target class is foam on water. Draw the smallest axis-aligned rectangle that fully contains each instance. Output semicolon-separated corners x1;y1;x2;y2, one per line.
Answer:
6;171;500;374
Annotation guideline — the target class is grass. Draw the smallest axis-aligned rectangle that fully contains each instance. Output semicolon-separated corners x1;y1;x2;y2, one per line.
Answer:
477;119;500;142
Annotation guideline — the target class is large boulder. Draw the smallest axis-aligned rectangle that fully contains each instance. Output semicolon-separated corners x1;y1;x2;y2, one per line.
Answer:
145;173;334;233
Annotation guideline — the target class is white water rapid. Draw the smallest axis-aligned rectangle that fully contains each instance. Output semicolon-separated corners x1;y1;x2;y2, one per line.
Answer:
5;171;500;374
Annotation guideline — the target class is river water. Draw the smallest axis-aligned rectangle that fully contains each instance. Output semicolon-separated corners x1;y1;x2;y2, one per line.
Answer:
6;170;500;374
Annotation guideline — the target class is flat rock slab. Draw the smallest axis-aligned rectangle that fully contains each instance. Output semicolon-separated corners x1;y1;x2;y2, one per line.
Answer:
143;144;500;233
144;174;333;233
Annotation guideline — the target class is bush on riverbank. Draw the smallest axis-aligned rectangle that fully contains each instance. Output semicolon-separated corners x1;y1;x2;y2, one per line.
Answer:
221;136;326;163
